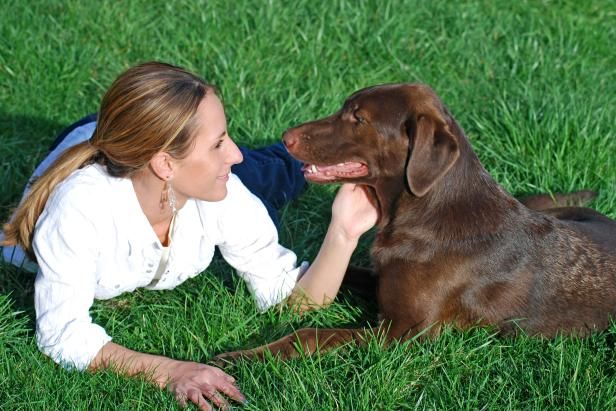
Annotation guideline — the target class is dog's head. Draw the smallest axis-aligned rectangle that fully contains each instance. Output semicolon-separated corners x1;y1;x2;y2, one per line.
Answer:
283;83;460;197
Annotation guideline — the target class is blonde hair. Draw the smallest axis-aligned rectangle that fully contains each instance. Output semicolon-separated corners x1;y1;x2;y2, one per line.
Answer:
2;61;214;258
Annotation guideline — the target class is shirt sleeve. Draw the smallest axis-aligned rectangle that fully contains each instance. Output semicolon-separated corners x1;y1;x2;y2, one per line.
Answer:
32;183;111;371
216;175;309;311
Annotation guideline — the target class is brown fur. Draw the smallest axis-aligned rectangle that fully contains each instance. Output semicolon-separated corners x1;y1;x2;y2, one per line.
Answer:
214;84;616;364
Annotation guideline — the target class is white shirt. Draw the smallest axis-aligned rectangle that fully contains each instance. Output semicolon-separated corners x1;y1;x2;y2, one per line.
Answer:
31;163;307;370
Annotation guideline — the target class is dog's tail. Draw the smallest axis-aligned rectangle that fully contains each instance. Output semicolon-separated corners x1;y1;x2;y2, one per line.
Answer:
518;190;597;211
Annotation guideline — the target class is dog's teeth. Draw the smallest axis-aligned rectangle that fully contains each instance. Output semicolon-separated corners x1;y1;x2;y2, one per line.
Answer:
338;163;345;166
311;164;317;173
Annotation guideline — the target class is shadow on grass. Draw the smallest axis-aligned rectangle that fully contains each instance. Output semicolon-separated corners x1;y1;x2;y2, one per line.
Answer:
0;111;65;219
0;263;36;329
0;112;65;328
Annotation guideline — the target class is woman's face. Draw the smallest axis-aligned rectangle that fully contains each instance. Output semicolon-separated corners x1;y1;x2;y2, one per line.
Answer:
171;94;243;202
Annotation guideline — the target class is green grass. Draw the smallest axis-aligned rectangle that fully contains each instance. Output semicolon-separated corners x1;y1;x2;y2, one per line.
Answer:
1;0;615;409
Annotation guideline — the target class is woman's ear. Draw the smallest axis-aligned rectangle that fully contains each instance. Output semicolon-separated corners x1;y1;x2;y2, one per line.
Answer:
149;152;175;180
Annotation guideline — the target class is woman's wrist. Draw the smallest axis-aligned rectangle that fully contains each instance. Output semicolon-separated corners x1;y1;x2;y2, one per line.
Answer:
327;219;362;245
151;356;179;387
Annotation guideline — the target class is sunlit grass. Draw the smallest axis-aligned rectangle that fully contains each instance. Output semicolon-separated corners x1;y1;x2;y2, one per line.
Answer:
1;0;614;409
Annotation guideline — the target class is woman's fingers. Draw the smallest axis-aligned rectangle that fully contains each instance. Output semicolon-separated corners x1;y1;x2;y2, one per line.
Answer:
181;382;242;410
174;391;188;408
201;384;230;410
187;387;213;411
167;363;244;410
212;366;236;384
331;183;378;240
217;379;246;403
210;367;245;403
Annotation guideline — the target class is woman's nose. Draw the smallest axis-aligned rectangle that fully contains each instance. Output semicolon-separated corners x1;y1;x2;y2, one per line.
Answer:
227;139;244;165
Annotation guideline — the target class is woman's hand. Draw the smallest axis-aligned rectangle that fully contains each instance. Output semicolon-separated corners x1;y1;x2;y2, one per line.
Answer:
330;183;378;242
163;360;245;410
90;342;245;410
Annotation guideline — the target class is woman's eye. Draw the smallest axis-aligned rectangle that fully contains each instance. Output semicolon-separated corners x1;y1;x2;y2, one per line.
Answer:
214;139;224;149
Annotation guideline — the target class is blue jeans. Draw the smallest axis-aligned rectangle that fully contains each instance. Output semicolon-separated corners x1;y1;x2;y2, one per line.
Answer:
48;114;306;228
234;144;306;227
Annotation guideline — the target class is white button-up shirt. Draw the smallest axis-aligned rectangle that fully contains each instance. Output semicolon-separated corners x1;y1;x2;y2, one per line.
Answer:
31;163;306;370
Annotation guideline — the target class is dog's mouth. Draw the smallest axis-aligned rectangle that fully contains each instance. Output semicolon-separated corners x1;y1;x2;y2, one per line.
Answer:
302;161;368;183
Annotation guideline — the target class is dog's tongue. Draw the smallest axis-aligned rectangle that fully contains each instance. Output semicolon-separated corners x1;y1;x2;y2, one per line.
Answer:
303;162;368;182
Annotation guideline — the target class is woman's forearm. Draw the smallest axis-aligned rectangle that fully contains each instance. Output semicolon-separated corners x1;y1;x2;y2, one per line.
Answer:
291;222;359;310
88;341;245;407
88;341;175;387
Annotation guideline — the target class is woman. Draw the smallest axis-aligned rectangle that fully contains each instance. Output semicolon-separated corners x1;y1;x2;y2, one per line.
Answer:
1;61;377;409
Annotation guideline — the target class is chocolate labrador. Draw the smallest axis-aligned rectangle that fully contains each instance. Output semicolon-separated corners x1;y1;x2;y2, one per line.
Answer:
215;83;616;363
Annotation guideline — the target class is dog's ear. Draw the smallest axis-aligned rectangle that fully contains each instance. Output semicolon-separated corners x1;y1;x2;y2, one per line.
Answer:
406;115;460;197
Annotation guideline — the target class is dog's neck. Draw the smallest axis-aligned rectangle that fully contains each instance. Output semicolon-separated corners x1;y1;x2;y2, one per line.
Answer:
371;129;528;262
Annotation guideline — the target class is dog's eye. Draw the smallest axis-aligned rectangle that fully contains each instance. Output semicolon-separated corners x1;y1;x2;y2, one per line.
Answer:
352;109;365;124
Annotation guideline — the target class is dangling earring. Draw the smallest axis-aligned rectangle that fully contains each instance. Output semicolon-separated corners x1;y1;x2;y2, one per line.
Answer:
160;179;177;214
167;181;177;214
160;181;169;211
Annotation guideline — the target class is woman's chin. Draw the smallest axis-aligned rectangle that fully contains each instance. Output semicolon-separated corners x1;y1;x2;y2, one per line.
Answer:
198;188;228;202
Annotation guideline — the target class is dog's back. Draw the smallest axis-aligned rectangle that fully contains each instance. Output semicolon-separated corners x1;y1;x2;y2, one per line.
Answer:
511;207;616;335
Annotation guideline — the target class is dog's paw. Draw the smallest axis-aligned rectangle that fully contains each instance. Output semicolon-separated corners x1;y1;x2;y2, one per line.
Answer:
209;350;245;368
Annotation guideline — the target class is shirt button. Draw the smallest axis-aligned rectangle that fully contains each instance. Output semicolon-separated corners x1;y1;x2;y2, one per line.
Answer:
114;284;120;289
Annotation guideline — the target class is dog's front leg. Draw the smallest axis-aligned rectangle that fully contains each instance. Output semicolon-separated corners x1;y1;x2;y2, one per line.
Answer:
340;265;378;301
212;327;373;366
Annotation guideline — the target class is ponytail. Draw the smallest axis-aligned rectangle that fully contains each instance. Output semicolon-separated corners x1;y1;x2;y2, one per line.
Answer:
2;141;98;259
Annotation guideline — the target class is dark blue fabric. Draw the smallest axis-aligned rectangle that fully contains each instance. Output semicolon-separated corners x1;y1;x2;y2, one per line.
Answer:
232;143;306;228
49;115;306;228
48;113;98;153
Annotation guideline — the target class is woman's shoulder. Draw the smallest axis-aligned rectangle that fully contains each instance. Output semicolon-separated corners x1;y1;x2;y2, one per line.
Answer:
46;163;122;212
34;164;119;247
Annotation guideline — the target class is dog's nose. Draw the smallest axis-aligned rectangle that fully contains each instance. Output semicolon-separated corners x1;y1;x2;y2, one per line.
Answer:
282;129;299;150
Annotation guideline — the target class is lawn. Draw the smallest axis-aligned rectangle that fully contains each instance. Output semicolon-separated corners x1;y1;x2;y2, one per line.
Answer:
1;0;615;409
